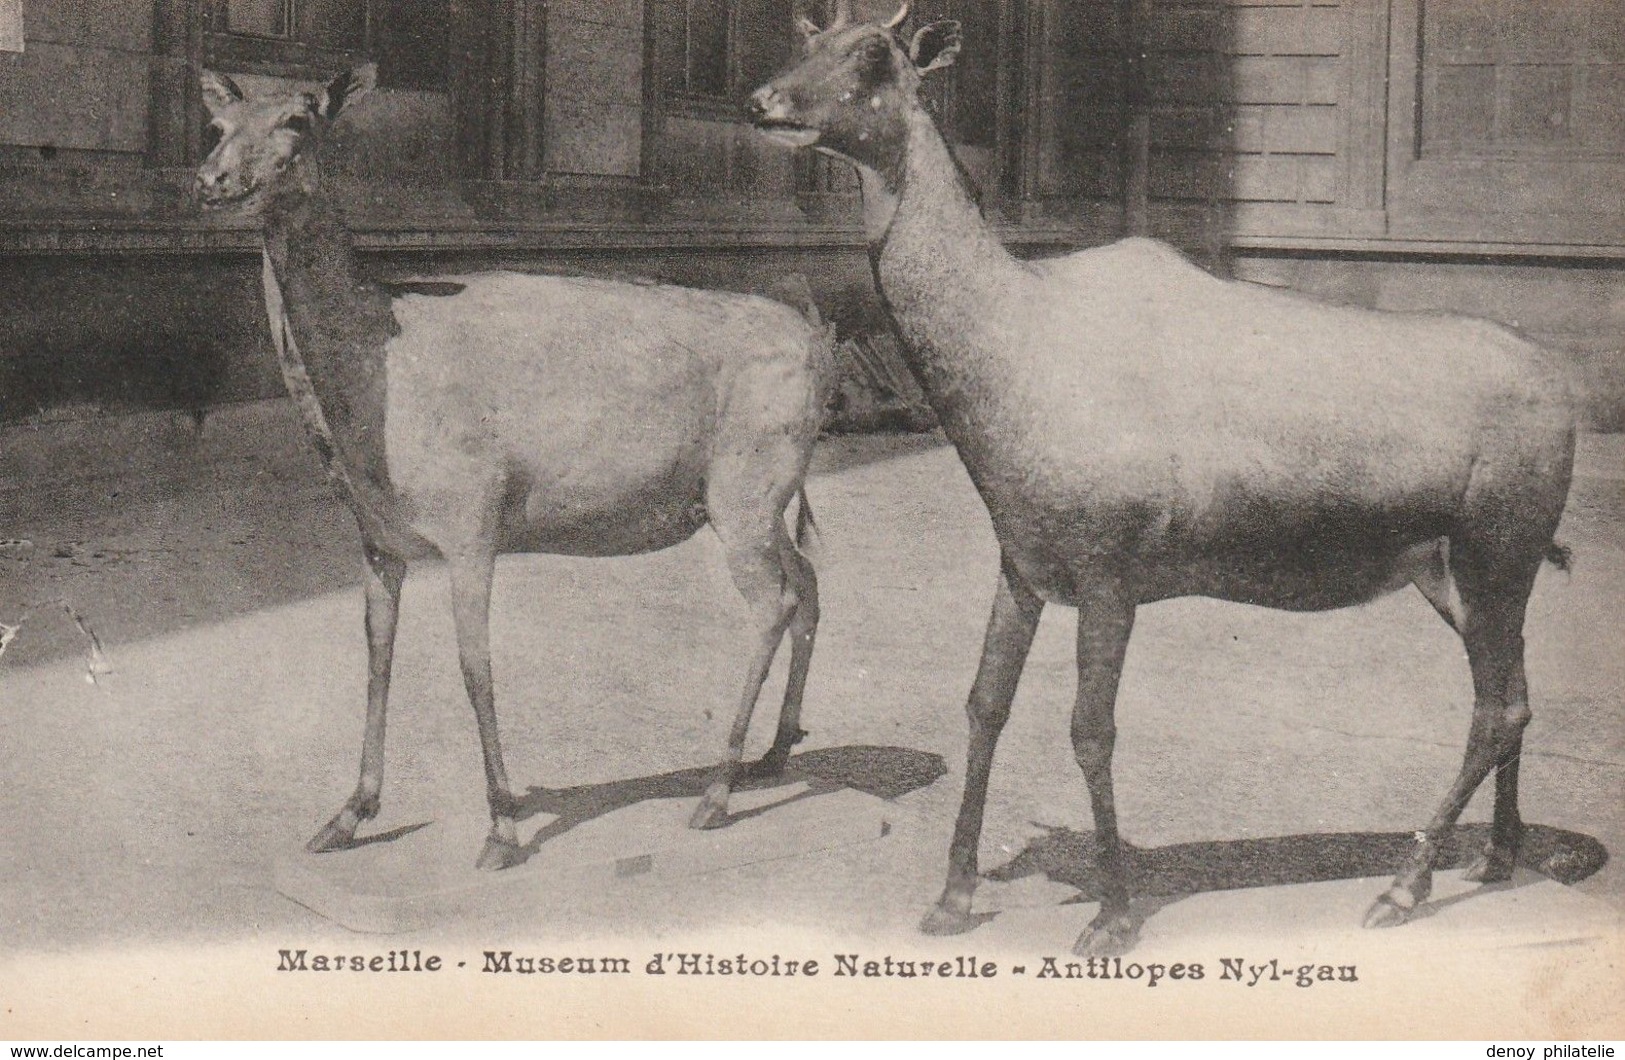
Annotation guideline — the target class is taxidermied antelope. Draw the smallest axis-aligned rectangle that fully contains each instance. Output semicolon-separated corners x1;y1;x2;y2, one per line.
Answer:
196;64;835;869
751;2;1576;954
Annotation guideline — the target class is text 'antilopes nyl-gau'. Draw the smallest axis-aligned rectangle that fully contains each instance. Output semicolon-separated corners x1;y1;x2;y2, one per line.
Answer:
197;64;835;869
751;2;1576;955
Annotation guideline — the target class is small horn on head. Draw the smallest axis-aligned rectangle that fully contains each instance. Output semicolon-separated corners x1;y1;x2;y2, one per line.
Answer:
884;2;909;29
830;0;852;29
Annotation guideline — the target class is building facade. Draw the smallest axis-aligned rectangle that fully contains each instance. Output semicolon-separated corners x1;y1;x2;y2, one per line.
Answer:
1;0;1621;426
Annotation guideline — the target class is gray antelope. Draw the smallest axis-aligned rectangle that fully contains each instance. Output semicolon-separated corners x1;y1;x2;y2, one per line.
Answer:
750;3;1576;954
196;64;834;869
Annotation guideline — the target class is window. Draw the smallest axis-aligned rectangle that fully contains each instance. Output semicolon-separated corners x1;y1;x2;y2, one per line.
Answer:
909;0;1003;150
1;0;20;53
655;0;793;111
1386;0;1625;245
1422;0;1624;159
905;0;1020;203
203;0;447;90
206;0;365;61
224;0;293;38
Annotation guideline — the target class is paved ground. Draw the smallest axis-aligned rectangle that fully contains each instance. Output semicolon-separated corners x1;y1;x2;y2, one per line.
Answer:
0;400;1621;1037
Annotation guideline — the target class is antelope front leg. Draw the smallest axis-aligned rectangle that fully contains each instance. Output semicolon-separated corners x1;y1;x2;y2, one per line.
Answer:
691;528;801;829
1070;582;1138;956
446;549;525;870
309;543;405;852
921;557;1044;936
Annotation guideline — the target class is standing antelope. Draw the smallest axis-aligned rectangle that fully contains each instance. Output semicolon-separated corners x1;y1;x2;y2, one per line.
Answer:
196;64;835;870
751;3;1576;955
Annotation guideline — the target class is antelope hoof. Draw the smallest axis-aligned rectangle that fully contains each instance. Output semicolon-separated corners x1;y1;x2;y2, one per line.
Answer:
744;751;790;780
919;901;975;937
1361;888;1419;929
1462;846;1518;884
1072;910;1140;957
305;801;371;853
689;798;730;830
306;816;357;853
475;834;527;871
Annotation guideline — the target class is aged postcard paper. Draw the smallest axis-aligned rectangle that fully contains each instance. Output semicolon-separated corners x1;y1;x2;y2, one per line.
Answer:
2;0;1622;1041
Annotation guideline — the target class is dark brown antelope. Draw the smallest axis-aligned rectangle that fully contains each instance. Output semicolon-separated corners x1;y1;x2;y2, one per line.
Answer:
751;3;1577;954
196;64;835;870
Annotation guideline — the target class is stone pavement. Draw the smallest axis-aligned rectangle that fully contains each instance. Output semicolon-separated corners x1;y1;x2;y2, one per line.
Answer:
1;400;1621;1038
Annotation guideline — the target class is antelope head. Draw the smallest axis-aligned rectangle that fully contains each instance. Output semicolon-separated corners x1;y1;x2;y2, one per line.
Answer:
195;64;376;210
747;2;960;170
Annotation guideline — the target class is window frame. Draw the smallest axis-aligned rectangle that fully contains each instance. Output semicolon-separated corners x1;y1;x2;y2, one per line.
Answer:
202;0;371;80
1384;0;1625;247
654;0;794;121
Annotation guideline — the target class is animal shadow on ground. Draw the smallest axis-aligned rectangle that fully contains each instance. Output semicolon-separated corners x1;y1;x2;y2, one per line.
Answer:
510;745;947;860
987;823;1608;925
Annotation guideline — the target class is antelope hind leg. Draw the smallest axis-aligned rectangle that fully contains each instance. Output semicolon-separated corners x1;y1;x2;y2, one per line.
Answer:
744;539;819;780
691;523;801;829
1365;556;1535;927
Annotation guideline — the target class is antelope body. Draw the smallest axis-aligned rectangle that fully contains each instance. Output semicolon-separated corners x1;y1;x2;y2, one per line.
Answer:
198;65;834;868
751;5;1576;954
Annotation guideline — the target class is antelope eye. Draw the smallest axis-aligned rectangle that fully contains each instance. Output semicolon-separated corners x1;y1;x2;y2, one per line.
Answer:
854;37;894;88
201;121;224;153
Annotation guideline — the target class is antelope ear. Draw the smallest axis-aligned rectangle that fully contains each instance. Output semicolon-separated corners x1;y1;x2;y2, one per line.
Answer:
318;62;377;121
909;19;960;73
200;69;245;116
796;14;821;40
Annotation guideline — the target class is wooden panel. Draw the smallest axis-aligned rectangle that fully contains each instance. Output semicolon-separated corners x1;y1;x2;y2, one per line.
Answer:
0;42;148;151
1425;0;1494;56
373;0;454;90
324;88;456;183
1576;64;1625;148
1589;1;1625;61
1299;153;1337;200
549;0;642;27
25;0;152;52
1154;154;1339;204
1303;55;1341;103
1497;0;1586;62
147;0;202;168
1151;107;1222;150
1231;56;1340;104
1419;0;1624;158
549;15;642;106
546;4;642;176
1148;54;1218;103
1500;65;1574;143
1;0;20;52
652;113;728;188
735;0;794;93
1228;153;1302;199
1229;5;1341;56
545;96;642;175
1429;63;1495;144
1230;102;1338;152
1148;8;1221;52
1388;0;1625;243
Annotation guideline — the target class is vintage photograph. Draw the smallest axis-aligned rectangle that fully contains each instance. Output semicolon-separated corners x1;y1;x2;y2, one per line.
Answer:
1;0;1621;1040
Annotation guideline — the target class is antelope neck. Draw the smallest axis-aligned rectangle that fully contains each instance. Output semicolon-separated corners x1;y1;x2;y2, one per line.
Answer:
255;150;414;553
261;155;366;316
865;107;1031;429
